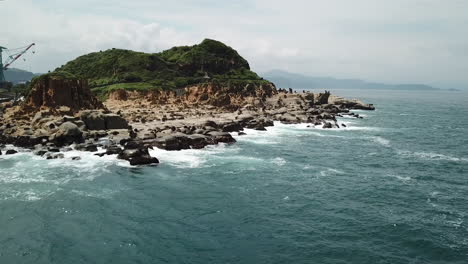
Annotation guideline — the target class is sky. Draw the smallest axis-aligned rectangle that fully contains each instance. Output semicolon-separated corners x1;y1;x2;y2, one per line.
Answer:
1;0;467;89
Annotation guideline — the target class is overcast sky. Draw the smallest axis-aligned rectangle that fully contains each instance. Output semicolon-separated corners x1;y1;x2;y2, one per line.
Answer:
2;0;467;89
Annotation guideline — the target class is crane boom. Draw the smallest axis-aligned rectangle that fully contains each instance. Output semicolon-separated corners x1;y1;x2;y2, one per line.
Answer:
3;43;35;70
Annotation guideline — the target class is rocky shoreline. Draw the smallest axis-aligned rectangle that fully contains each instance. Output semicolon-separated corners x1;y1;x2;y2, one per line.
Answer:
0;76;374;166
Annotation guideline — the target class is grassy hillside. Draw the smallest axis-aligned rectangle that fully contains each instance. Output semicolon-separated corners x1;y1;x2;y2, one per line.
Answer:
53;39;269;97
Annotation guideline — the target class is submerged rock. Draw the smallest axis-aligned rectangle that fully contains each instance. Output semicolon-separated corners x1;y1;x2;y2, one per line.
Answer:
208;131;236;144
45;152;65;159
74;143;98;152
5;149;18;155
117;147;159;166
322;122;333;129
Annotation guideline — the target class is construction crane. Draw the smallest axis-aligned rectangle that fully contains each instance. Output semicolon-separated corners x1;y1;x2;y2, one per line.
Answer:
0;43;36;84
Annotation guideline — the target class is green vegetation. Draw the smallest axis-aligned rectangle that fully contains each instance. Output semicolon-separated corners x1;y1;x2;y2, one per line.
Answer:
30;71;78;85
51;39;270;95
12;82;30;97
0;82;30;99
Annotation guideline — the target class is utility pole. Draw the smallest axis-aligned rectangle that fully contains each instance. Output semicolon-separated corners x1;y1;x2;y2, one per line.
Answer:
0;46;6;83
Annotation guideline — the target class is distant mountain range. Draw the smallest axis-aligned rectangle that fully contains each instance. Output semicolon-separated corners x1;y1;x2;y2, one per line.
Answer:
4;68;38;84
3;67;460;91
263;70;446;91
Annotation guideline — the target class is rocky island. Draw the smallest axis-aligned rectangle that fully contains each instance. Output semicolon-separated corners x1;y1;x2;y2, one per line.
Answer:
0;39;374;165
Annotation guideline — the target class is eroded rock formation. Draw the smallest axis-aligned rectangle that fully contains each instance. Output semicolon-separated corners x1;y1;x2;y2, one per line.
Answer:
183;82;277;108
22;76;104;114
0;75;131;151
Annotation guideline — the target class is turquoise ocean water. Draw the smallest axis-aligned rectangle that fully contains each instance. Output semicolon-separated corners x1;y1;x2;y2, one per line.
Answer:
0;89;467;263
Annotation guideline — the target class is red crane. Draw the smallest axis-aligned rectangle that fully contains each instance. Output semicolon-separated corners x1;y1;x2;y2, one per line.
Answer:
3;43;36;70
0;43;35;83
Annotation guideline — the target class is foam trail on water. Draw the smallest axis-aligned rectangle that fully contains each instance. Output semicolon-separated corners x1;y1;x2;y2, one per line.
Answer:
369;136;391;147
271;157;287;166
149;144;242;168
318;168;345;177
388;174;412;182
397;150;468;163
0;147;133;201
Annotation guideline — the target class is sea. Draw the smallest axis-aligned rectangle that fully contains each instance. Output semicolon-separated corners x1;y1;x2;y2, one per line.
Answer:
0;89;467;263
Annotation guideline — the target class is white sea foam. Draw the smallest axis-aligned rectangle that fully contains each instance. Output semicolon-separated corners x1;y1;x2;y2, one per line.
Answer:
318;168;345;177
303;165;316;170
0;148;132;201
70;188;120;199
0;113;378;201
232;122;315;144
233;128;280;145
232;120;382;144
447;218;463;228
339;126;381;131
388;174;411;182
286;120;379;133
370;136;391;147
308;132;347;138
271;157;287;166
397;150;468;162
0;188;56;202
149;143;242;169
339;115;358;119
399;113;427;117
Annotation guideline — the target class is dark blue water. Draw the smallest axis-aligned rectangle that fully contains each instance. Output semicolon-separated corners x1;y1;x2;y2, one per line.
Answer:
1;90;467;263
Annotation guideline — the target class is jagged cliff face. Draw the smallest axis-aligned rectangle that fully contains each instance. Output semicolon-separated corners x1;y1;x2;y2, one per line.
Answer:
183;82;277;107
22;76;104;113
107;82;278;109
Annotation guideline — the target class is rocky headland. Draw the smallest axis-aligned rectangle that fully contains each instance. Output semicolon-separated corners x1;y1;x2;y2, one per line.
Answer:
0;39;374;165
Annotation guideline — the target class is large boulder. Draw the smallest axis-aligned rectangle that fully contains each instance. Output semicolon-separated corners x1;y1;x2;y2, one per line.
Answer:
104;114;129;129
152;134;191;150
117;148;159;166
56;122;82;137
207;131;236;144
222;122;243;132
51;122;83;146
188;134;211;149
74;143;98;152
79;111;106;130
79;111;129;130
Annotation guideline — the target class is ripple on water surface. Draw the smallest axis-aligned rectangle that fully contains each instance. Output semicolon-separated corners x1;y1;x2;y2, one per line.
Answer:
1;93;467;264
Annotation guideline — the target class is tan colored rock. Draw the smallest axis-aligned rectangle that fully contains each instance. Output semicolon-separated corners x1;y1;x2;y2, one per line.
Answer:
109;89;128;101
21;76;104;114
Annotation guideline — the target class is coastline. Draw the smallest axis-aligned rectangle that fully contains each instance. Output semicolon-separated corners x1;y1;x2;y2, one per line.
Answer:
0;84;374;166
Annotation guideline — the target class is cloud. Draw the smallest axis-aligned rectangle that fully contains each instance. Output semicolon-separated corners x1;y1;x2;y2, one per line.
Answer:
2;0;468;88
2;0;194;72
